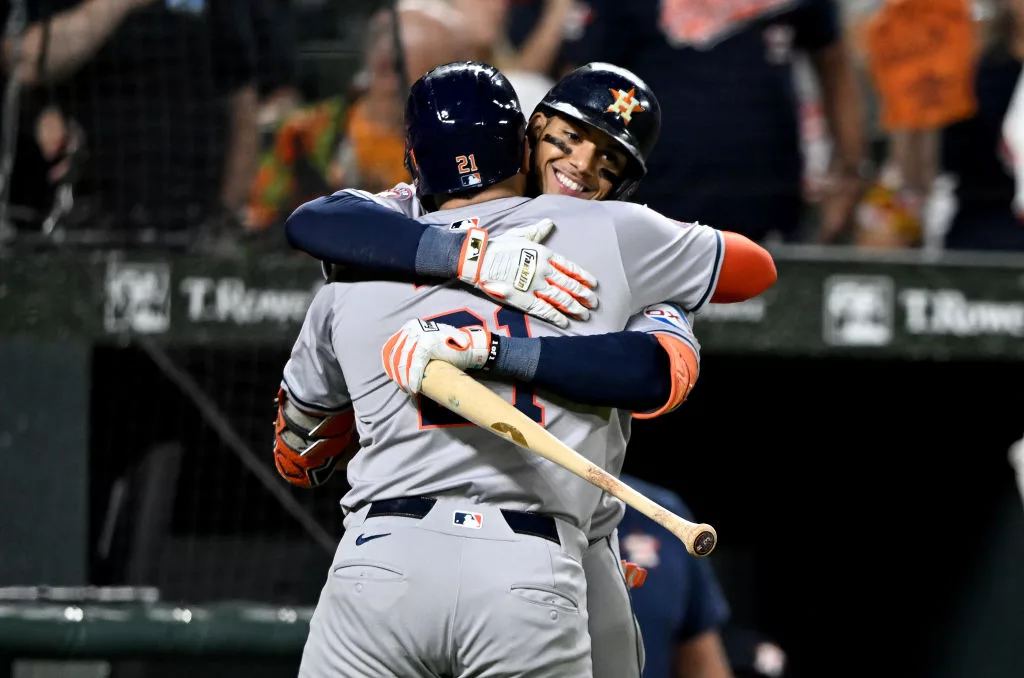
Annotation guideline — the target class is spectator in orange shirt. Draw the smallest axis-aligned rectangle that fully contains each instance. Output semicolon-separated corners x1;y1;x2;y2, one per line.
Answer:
856;0;977;248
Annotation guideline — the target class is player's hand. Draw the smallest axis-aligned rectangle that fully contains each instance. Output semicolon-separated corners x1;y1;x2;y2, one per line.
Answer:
456;220;598;329
382;319;492;394
622;560;647;588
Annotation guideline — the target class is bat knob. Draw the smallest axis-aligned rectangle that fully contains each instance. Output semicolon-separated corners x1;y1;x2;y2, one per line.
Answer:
692;526;717;557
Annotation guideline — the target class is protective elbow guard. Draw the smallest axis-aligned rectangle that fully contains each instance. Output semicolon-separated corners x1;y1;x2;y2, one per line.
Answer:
632;334;699;420
273;388;355;488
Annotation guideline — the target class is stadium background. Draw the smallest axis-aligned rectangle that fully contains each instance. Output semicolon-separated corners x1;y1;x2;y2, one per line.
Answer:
1;1;1023;677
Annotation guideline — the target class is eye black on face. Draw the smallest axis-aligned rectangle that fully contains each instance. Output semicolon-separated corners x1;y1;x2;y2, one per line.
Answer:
542;133;573;155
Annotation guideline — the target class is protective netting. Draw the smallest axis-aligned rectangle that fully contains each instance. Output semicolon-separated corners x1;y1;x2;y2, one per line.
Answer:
0;0;383;246
0;0;394;609
88;342;344;606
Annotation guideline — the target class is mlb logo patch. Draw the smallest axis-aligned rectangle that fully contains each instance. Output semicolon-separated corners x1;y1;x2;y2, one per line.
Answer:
453;511;483;529
449;217;480;231
460;173;482;188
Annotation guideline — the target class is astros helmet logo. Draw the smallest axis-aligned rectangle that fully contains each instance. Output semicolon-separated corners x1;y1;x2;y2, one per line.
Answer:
606;87;645;125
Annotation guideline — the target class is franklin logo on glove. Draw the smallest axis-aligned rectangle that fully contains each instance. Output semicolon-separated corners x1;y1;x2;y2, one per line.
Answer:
514;249;538;292
452;220;598;329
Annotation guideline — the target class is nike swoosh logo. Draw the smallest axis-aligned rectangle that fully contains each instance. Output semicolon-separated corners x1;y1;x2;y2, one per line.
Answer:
355;532;391;546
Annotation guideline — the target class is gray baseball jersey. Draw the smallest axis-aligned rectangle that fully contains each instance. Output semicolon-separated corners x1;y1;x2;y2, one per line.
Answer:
303;185;706;678
288;193;719;678
283;193;720;532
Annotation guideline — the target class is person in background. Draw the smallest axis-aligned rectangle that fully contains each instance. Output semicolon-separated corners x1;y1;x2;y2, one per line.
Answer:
16;0;260;248
617;473;734;677
453;0;575;114
337;0;470;193
855;0;977;249
0;0;154;238
247;0;475;231
552;0;867;245
941;0;1024;250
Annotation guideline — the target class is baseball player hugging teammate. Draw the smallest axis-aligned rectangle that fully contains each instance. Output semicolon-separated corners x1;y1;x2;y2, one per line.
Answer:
277;62;776;677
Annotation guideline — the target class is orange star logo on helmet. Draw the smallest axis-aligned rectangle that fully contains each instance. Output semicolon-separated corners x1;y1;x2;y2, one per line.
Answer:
606;87;645;125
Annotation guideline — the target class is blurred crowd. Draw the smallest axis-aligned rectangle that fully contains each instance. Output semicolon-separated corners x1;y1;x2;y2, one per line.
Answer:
1;0;1024;254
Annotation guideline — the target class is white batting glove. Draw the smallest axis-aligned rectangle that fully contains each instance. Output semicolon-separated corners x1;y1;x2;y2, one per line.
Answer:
381;319;493;394
455;220;598;329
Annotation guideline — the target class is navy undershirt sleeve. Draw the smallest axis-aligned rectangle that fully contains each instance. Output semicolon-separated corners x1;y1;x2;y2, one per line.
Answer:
285;193;462;277
495;332;673;413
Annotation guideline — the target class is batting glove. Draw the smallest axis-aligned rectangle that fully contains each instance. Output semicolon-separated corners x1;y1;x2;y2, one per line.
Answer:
622;560;647;588
382;318;493;394
456;219;598;329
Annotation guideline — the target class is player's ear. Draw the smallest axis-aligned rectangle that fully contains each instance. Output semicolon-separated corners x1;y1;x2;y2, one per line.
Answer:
528;112;548;148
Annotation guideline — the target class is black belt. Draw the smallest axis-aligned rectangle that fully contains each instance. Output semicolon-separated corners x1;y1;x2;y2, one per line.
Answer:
367;496;561;546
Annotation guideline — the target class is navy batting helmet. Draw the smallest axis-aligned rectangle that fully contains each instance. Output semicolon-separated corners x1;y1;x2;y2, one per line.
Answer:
404;62;526;198
534;62;661;200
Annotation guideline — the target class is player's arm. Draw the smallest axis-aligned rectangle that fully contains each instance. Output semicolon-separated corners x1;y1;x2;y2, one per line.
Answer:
275;286;356;489
284;191;597;328
384;320;674;413
382;302;701;416
623;304;700;419
666;218;776;304
709;231;778;304
612;203;777;314
674;632;733;678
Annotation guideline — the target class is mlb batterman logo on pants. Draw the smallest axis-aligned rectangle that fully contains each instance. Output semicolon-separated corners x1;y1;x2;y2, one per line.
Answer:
454;511;484;529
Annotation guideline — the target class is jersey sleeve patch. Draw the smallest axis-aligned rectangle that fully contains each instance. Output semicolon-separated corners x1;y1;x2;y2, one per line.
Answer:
341;183;421;217
642;302;691;334
374;184;415;201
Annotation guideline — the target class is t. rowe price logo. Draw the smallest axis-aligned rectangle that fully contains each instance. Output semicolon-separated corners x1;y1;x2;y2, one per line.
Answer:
822;275;894;347
899;289;1024;336
104;261;171;334
180;277;316;325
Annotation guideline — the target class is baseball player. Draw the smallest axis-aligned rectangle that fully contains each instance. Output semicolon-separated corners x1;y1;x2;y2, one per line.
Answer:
285;62;776;677
616;473;733;678
279;62;773;677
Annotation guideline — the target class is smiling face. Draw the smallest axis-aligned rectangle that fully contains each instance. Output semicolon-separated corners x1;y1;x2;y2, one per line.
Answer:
527;112;630;201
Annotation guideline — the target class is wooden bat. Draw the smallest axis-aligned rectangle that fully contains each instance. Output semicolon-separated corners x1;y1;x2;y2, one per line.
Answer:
419;360;718;557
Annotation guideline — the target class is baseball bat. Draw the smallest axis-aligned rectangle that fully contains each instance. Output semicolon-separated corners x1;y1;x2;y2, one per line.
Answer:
419;360;718;557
